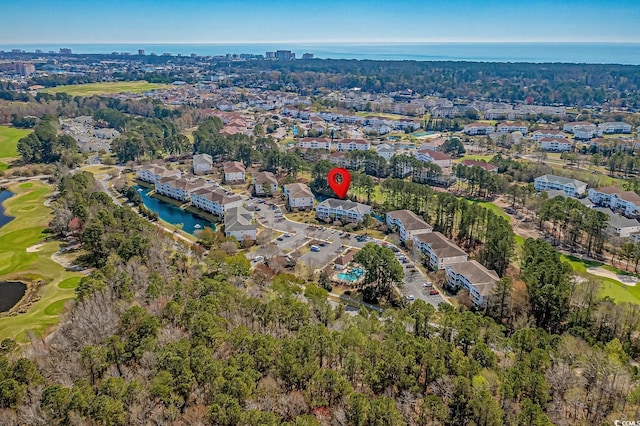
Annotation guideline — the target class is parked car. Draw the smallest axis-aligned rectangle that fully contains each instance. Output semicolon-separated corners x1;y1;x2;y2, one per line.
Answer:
252;256;264;263
319;242;327;247
406;295;415;301
310;245;320;252
283;233;290;238
422;282;433;288
429;289;439;295
277;237;284;241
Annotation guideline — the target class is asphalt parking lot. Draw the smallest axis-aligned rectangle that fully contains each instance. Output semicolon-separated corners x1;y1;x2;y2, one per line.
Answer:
254;204;446;308
297;238;345;271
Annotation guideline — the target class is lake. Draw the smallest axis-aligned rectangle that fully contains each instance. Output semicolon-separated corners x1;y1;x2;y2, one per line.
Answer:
0;281;26;313
135;186;216;235
0;190;14;228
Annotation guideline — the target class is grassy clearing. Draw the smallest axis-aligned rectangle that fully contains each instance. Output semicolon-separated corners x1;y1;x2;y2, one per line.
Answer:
546;164;623;187
0;126;31;159
41;81;171;97
0;181;81;343
81;165;117;175
350;185;385;205
465;198;510;222
355;111;407;120
457;154;495;162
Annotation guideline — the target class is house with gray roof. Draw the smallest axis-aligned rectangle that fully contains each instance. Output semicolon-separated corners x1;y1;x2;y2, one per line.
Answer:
534;174;587;197
597;122;632;135
193;153;213;174
224;205;256;242
316;198;371;224
414;232;468;270
593;207;640;238
445;260;499;307
386;210;432;243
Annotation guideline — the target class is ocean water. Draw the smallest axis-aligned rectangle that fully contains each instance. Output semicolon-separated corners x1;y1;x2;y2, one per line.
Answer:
2;43;640;65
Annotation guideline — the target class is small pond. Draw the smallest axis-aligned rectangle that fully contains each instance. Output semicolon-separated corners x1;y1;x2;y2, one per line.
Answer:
0;281;27;313
0;189;14;228
136;186;216;235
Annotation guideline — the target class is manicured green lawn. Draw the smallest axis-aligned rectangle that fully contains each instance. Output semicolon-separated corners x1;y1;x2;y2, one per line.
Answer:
559;254;602;274
41;81;170;96
58;277;81;289
0;181;81;343
600;281;640;304
458;154;495;162
465;198;510;222
355;111;407;120
0;126;31;159
559;254;640;304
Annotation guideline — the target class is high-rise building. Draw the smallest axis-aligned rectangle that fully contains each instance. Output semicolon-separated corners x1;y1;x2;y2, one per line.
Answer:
15;62;36;76
59;48;72;54
276;50;293;60
138;49;145;55
265;51;276;59
302;53;314;59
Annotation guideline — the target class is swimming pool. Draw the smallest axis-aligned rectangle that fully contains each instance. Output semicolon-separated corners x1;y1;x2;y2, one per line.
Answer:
337;267;365;282
413;131;437;137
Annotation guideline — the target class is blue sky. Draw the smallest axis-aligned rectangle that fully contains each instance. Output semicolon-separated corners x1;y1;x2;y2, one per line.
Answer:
3;0;640;43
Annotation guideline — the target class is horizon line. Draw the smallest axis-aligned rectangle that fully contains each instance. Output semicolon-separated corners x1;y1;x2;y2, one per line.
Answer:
4;40;640;45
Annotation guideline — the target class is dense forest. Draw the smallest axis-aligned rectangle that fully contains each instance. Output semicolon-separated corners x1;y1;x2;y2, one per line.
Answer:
222;60;640;108
0;173;639;425
3;54;640;107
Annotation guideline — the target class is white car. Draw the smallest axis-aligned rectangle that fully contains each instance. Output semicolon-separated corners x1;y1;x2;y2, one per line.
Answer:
406;294;415;301
252;256;264;263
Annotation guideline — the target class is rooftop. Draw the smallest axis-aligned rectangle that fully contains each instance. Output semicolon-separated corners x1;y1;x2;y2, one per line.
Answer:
317;198;371;215
387;210;432;232
225;205;255;232
536;174;587;189
253;171;278;186
415;232;467;258
224;161;246;173
448;260;499;296
284;182;314;199
193;187;242;205
593;207;639;229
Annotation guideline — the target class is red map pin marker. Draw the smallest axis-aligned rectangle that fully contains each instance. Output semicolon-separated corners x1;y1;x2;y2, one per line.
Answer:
328;168;351;199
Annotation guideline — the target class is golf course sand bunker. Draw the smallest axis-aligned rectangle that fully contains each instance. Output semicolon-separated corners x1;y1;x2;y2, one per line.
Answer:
587;267;639;287
26;243;44;252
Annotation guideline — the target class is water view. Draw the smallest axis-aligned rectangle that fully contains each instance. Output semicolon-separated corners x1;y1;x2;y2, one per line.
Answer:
135;186;215;235
0;281;26;313
0;190;14;228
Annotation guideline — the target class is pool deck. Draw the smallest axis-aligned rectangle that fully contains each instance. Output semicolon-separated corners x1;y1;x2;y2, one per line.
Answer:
332;266;365;286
